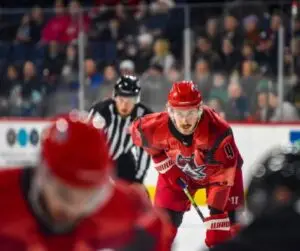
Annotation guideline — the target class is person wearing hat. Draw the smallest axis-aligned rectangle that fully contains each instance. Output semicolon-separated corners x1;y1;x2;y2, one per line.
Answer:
119;60;135;76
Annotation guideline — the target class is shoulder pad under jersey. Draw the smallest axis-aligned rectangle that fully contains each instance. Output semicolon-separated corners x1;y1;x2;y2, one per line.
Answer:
203;106;230;131
138;112;168;132
131;112;168;154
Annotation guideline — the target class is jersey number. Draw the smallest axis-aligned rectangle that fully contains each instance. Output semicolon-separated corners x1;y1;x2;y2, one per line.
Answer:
229;196;239;205
224;143;234;159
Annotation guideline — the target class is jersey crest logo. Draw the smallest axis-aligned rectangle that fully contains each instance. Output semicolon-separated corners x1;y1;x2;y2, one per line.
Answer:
176;154;206;180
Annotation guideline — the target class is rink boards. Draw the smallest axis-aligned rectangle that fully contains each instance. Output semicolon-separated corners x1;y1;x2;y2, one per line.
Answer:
0;119;300;205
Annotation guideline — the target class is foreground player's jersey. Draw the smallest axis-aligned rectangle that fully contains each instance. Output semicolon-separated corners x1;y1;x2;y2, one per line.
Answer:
131;106;243;188
0;167;171;251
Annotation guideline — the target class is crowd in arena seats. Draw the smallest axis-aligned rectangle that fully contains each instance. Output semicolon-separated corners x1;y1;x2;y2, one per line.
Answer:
0;0;299;122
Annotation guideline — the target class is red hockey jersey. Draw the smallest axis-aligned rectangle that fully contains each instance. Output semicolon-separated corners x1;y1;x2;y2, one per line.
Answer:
0;167;172;251
131;106;244;211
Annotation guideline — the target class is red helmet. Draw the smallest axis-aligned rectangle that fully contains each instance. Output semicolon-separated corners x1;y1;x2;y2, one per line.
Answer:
41;111;112;189
168;81;202;109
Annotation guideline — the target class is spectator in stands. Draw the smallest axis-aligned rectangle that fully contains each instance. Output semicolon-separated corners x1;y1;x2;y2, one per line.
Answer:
97;64;118;101
0;65;20;115
42;0;90;44
253;67;274;116
220;38;240;74
83;58;104;106
241;41;256;61
207;97;225;119
293;16;300;38
29;6;45;43
243;15;260;46
257;11;283;75
151;38;175;74
85;59;103;89
119;59;135;75
64;0;90;43
222;14;243;49
149;0;175;16
286;79;300;116
208;72;228;105
225;81;249;121
16;14;31;43
41;0;66;43
205;17;220;52
256;31;275;74
61;44;78;87
115;2;140;41
140;63;171;112
146;0;174;38
10;61;44;116
21;61;44;96
193;58;213;100
2;1;300;122
117;35;138;63
165;65;182;83
292;38;300;74
240;60;258;102
0;65;20;97
192;34;221;70
251;91;271;122
270;11;282;36
43;41;64;87
270;11;283;40
88;2;118;41
115;0;146;62
268;91;299;121
15;6;45;44
135;33;154;74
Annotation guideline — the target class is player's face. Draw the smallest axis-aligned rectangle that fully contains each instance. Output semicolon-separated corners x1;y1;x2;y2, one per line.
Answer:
115;96;137;117
171;107;200;135
42;176;103;226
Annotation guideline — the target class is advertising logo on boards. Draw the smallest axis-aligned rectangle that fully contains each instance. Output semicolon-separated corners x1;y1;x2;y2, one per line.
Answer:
0;122;50;167
6;128;40;147
290;131;300;144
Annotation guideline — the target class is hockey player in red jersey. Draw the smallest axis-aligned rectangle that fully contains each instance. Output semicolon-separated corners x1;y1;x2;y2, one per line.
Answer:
0;111;171;251
130;81;244;248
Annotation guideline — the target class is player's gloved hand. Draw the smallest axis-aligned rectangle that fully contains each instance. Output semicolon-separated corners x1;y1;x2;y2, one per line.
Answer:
153;156;189;191
204;212;231;248
162;166;189;191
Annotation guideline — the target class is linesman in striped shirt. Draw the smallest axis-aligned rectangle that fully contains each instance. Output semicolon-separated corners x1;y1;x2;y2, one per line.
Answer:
88;75;153;184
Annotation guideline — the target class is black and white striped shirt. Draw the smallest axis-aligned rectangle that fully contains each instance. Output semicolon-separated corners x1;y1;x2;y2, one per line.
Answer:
88;98;152;182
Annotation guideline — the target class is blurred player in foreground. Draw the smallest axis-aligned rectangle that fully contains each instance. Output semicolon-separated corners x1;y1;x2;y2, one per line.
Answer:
130;81;244;248
0;111;171;251
208;145;300;251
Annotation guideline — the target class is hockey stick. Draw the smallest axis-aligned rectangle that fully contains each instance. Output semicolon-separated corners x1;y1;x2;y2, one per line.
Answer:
177;178;205;222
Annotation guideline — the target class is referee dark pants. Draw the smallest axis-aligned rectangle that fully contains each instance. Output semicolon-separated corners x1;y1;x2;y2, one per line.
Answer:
115;152;140;183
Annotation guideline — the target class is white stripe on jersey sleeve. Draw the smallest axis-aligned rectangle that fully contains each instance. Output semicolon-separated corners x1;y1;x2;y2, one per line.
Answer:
114;116;131;159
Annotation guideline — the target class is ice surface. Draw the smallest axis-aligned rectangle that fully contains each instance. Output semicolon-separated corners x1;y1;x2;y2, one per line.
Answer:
172;206;209;251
